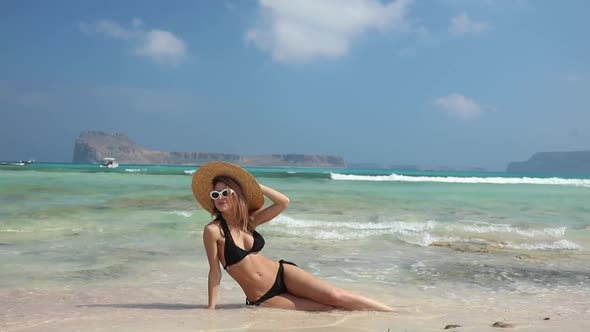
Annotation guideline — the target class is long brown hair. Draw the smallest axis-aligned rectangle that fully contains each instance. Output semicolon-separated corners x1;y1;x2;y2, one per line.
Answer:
211;175;252;232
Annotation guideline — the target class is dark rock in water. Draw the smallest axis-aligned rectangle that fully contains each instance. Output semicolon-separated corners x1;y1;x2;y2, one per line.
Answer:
64;264;128;281
444;324;462;329
543;317;550;320
431;241;452;247
492;321;514;328
72;131;346;167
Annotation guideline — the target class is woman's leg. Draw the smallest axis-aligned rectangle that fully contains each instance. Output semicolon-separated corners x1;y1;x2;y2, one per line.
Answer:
261;293;336;311
282;264;394;312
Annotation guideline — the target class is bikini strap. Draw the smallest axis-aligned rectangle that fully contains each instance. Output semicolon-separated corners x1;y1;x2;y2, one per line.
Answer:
216;216;235;245
215;216;231;270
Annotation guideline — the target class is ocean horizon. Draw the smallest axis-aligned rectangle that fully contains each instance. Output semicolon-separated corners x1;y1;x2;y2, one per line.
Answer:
2;161;590;178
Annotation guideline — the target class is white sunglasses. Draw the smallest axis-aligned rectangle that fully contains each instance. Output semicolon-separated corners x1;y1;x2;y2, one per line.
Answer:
210;188;233;200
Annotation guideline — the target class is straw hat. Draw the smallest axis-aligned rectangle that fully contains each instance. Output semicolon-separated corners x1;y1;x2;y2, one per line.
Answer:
191;161;264;213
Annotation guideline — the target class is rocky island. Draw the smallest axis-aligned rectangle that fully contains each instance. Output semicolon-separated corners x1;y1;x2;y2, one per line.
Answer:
72;131;346;168
507;151;590;174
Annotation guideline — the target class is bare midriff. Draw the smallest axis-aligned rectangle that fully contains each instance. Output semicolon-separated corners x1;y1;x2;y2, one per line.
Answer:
224;253;280;301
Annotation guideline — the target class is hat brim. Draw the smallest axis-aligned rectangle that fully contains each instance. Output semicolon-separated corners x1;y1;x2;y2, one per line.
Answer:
192;162;264;214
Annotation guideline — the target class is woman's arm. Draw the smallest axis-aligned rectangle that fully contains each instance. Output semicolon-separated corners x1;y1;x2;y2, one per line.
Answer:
203;223;222;309
250;184;290;228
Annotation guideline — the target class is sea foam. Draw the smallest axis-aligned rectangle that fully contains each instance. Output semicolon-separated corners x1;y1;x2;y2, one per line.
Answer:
125;168;147;173
330;173;590;187
270;215;580;251
166;210;193;217
506;239;581;250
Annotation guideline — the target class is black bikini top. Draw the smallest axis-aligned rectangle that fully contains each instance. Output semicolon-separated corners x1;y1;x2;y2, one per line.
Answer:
216;215;265;269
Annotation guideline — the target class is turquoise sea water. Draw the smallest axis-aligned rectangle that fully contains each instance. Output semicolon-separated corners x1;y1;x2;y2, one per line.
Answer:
1;162;589;302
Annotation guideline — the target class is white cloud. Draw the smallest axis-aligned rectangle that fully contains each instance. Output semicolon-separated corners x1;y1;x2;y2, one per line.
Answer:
246;0;412;63
450;13;490;36
136;30;186;63
80;19;186;65
434;93;491;120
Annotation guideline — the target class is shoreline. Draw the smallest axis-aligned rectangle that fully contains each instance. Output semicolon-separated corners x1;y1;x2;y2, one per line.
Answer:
2;254;589;332
2;280;588;332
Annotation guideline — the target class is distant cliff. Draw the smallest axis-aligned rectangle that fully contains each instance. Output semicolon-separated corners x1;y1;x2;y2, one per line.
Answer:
507;151;590;174
72;131;346;168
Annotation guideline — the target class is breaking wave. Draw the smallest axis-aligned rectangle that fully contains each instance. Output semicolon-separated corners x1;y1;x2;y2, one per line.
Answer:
330;173;590;187
268;215;582;251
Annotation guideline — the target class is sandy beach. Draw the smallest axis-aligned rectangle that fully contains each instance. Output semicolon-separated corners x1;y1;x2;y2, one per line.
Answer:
2;284;588;331
2;256;589;332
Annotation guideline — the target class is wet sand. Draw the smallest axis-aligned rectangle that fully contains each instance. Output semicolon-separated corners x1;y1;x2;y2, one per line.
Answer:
2;272;589;332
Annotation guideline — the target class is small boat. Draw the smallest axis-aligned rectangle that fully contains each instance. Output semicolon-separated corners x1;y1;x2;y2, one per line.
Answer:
100;158;119;169
0;160;34;166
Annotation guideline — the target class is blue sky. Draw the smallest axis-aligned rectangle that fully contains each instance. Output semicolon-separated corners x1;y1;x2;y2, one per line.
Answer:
1;0;588;170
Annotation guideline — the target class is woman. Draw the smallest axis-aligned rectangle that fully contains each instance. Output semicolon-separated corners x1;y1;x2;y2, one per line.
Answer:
192;162;393;311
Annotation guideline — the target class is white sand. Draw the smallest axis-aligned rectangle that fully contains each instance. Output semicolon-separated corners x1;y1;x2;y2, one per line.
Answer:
2;279;589;332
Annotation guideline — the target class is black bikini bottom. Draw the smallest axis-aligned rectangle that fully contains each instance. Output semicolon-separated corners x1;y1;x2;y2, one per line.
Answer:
246;260;297;306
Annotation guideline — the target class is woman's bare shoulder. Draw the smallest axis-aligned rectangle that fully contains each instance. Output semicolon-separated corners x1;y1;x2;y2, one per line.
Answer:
203;220;223;238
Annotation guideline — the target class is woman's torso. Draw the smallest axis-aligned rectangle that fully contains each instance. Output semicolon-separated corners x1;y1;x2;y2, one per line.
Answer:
213;220;279;301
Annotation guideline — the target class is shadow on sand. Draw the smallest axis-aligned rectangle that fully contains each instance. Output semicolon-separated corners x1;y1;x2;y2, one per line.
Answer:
77;303;244;310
